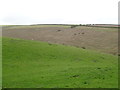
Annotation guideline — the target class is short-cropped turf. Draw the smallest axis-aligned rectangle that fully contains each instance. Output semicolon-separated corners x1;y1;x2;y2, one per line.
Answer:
3;37;118;88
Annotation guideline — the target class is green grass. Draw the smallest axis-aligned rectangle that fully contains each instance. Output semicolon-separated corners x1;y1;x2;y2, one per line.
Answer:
3;37;118;88
0;37;2;89
2;25;71;29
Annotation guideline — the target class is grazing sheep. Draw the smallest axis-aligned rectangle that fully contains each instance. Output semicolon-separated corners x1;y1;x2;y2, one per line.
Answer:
57;30;61;32
82;47;86;49
82;32;84;34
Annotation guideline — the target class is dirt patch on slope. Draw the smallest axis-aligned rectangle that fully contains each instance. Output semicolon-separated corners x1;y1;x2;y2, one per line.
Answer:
2;25;118;55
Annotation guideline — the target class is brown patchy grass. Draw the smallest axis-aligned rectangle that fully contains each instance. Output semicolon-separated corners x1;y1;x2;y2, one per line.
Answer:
2;25;118;55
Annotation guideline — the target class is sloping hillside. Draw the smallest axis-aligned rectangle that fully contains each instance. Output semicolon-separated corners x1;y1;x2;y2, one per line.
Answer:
2;25;118;55
3;37;118;88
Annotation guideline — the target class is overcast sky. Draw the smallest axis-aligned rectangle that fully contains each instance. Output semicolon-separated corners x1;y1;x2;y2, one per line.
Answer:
0;0;119;25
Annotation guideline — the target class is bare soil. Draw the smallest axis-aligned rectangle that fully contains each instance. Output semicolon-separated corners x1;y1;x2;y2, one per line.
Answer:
2;25;118;55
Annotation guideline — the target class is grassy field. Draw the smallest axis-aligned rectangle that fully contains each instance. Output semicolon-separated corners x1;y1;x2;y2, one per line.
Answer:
0;37;2;89
3;37;118;88
2;25;117;31
2;25;71;29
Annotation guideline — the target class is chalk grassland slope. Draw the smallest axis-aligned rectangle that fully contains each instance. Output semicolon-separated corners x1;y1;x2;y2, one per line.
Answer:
2;25;118;55
3;37;118;88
